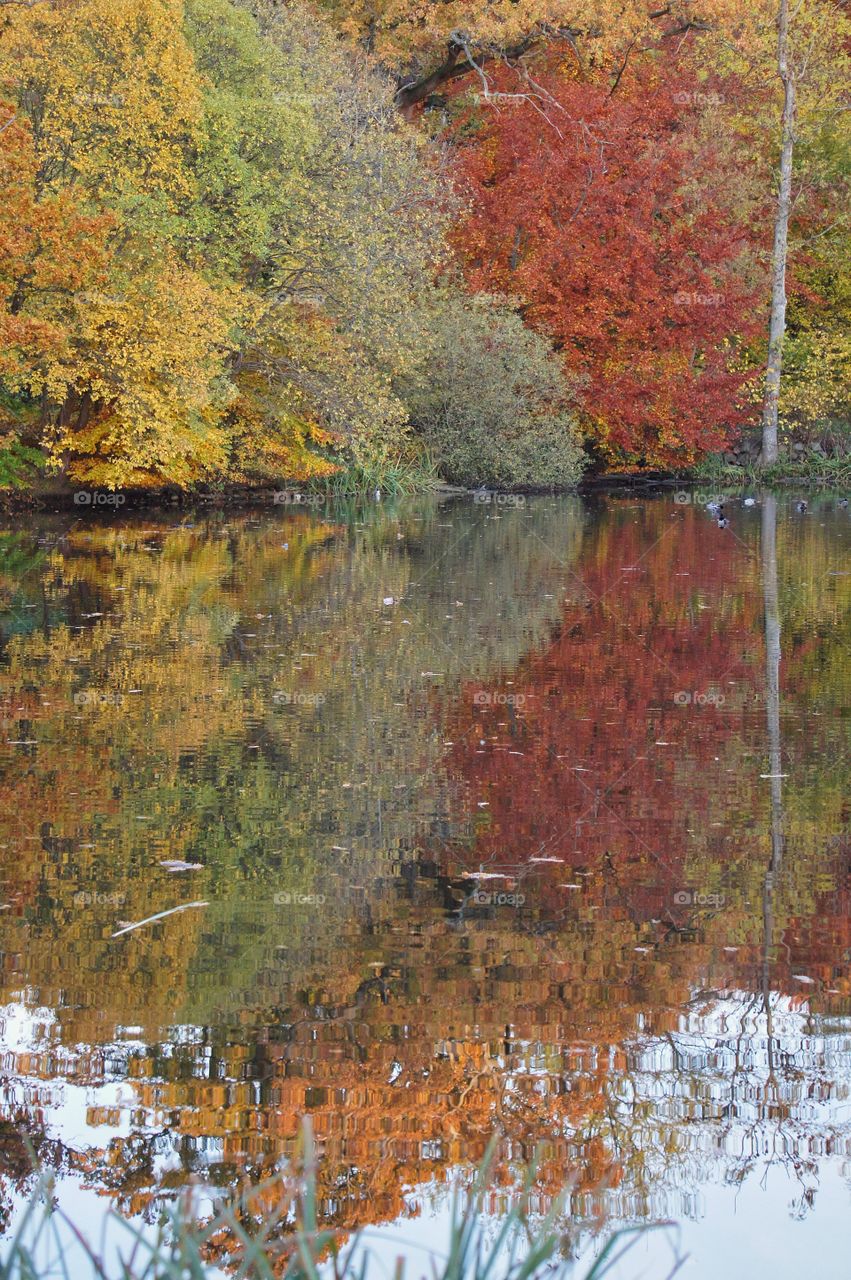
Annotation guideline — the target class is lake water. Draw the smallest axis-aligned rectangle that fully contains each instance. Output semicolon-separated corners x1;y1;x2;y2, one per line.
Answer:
1;491;849;1277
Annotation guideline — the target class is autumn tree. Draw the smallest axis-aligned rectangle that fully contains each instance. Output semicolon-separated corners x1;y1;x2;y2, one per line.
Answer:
450;58;765;467
0;101;111;476
0;0;240;485
709;0;851;462
320;0;848;467
312;0;748;108
0;0;488;488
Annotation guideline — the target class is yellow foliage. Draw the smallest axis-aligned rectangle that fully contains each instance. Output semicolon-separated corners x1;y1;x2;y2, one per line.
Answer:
0;102;112;388
225;391;339;484
48;250;239;488
0;0;203;206
314;0;773;75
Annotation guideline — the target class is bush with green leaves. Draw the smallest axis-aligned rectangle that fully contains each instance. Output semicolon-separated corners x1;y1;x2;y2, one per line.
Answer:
0;435;45;493
404;295;585;489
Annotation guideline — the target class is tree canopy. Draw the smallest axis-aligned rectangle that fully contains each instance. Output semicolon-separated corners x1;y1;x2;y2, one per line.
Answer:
0;0;847;489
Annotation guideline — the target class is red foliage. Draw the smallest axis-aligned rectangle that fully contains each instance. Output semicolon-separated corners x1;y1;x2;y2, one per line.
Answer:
436;502;765;915
451;63;766;467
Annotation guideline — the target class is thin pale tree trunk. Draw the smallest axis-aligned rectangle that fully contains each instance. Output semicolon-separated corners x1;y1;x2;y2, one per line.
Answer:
761;0;796;465
761;493;784;877
760;494;784;1096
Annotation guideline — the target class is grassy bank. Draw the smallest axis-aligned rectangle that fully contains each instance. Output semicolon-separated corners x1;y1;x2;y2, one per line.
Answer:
688;453;851;488
303;455;441;498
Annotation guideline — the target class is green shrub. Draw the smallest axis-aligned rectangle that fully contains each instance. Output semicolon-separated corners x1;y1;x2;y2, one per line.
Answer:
403;295;585;489
0;436;45;492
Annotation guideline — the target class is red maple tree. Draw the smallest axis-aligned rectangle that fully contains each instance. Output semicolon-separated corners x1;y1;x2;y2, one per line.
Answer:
451;60;766;467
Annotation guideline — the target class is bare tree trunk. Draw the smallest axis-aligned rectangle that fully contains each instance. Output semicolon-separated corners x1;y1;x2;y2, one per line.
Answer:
761;0;796;465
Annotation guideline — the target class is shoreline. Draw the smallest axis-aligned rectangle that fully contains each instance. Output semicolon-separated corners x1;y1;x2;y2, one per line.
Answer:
1;463;847;513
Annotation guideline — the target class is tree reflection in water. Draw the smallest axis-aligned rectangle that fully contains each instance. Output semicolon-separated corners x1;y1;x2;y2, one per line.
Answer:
0;493;848;1264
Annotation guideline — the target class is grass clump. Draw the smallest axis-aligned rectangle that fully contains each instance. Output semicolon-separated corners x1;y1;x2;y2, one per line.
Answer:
690;452;851;488
0;1128;675;1280
305;452;440;498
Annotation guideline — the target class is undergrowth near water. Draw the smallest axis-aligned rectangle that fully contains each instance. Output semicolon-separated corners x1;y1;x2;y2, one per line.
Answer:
306;453;440;498
690;453;851;488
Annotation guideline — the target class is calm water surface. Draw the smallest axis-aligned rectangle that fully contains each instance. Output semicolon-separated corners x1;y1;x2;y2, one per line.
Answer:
0;492;849;1277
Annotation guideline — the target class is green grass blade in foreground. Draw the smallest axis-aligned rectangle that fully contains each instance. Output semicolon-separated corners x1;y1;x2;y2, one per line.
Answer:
0;1135;677;1280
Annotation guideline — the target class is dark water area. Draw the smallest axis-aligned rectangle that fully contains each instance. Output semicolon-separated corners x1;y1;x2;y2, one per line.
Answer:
0;491;849;1277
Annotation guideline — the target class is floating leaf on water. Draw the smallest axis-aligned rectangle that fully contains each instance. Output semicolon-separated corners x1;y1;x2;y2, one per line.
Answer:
111;901;209;939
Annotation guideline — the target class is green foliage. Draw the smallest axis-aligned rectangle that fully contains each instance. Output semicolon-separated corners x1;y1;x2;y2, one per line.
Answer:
183;0;313;274
0;0;456;489
0;436;45;492
403;295;584;489
782;264;851;432
306;451;439;496
691;452;851;487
